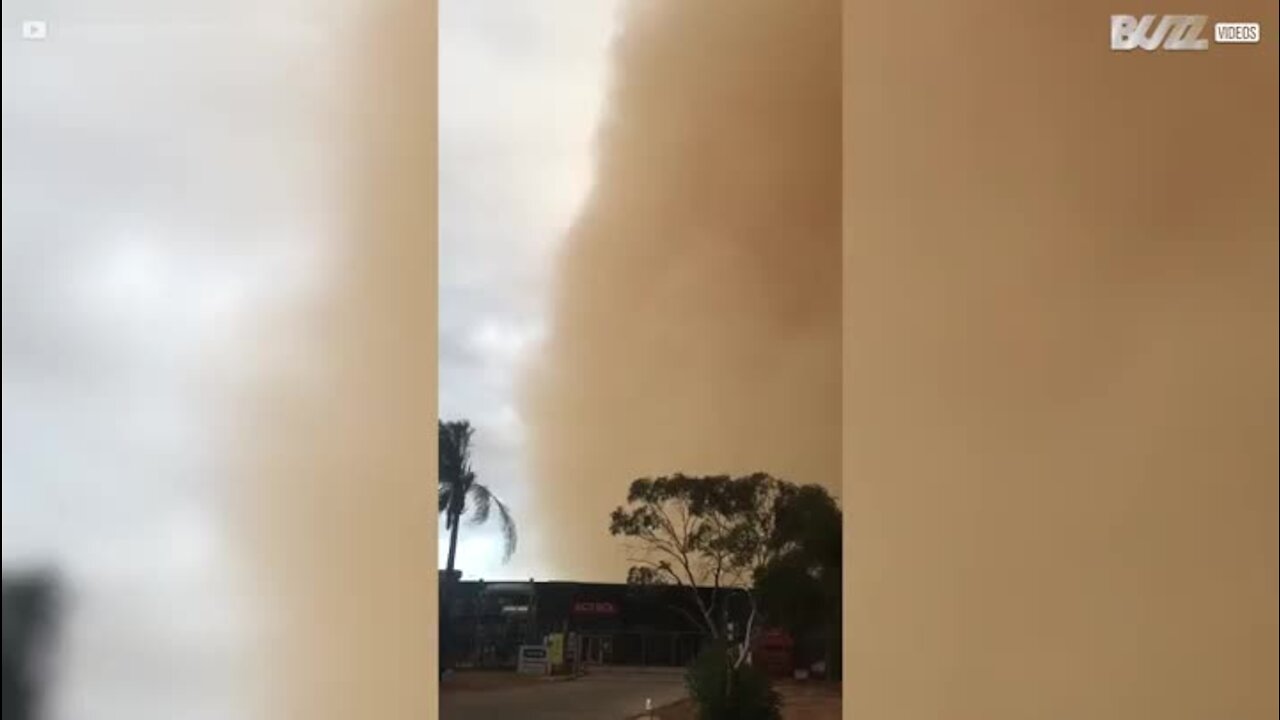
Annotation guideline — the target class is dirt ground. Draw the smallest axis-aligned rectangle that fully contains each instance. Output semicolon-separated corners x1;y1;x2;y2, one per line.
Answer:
645;681;841;720
442;670;687;720
775;682;842;720
441;670;840;720
439;670;548;694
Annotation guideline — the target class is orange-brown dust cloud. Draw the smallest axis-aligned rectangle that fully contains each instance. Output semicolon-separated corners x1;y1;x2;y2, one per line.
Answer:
845;2;1278;718
240;2;438;718
521;0;841;582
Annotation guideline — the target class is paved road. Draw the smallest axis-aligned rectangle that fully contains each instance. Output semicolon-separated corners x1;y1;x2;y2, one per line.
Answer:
440;671;687;720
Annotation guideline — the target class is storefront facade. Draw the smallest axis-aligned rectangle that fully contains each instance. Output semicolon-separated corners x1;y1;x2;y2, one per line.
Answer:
443;580;734;670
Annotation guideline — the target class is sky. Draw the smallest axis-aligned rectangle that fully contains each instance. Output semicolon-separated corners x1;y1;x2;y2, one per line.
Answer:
2;2;620;714
437;0;622;581
2;3;357;717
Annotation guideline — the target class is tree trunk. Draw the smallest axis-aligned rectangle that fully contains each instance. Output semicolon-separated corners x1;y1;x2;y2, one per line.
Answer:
733;596;757;669
445;507;461;574
441;506;462;675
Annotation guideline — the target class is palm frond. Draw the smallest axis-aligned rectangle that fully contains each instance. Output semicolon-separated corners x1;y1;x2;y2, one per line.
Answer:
467;482;517;561
439;420;476;530
440;485;464;529
469;482;493;525
438;420;475;490
495;496;518;562
437;420;517;564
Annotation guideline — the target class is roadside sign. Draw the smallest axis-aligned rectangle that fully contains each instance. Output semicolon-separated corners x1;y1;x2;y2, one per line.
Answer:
517;645;549;675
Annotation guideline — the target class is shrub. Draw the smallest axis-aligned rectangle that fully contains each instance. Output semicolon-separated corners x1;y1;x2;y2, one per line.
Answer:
685;641;782;720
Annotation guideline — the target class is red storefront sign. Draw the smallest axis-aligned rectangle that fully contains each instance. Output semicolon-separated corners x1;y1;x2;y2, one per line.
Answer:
752;628;795;679
571;600;618;616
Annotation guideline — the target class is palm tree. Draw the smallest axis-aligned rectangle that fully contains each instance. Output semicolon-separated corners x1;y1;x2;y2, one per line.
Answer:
438;419;517;576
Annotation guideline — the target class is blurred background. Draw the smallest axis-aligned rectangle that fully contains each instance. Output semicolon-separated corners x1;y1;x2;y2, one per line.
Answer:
4;2;1275;720
4;2;437;718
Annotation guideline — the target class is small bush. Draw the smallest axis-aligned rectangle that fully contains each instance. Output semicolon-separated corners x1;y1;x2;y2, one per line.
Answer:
686;642;782;720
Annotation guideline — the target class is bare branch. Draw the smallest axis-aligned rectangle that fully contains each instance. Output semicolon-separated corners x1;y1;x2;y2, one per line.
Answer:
666;602;709;634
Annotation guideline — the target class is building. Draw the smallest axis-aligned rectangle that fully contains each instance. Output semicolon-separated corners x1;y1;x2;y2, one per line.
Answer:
441;579;753;670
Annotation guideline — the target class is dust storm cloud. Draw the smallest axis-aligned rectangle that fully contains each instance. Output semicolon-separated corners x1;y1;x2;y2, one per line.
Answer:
846;2;1278;718
522;0;841;581
241;2;437;718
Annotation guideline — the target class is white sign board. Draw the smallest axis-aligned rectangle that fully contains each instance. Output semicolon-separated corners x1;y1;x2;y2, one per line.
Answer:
516;645;549;675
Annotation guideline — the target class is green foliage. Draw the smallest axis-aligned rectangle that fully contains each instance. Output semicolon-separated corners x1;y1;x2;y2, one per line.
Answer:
610;473;783;587
767;484;841;565
754;483;842;677
754;555;824;632
610;473;786;639
756;484;841;617
686;642;782;720
611;473;842;677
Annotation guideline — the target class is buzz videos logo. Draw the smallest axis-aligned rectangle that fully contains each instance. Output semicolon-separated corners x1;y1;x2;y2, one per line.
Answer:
1110;15;1261;51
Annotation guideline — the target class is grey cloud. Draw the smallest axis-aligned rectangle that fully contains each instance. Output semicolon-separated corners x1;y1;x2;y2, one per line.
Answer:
3;1;619;715
437;1;621;580
3;3;348;719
